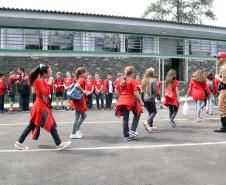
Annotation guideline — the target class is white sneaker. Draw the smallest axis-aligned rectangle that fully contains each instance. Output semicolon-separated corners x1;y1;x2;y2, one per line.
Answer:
57;141;71;150
70;132;83;139
129;131;139;140
14;141;29;150
76;130;83;137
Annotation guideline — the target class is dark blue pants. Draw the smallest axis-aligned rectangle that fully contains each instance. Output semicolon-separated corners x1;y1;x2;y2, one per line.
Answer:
0;95;4;112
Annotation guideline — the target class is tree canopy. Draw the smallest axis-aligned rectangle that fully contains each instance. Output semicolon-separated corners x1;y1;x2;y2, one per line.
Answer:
142;0;216;24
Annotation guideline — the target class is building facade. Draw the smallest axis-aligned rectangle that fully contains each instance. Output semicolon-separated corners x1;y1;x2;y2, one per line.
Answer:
0;7;226;93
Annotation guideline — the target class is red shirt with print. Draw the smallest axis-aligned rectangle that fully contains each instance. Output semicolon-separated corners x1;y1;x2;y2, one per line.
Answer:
54;79;64;93
63;77;74;91
86;79;94;92
94;79;103;91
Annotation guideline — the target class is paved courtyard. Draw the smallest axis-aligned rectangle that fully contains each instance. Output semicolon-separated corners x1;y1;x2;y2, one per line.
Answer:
0;103;225;185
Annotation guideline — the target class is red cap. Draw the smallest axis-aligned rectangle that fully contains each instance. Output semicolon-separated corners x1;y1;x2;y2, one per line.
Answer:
217;52;226;58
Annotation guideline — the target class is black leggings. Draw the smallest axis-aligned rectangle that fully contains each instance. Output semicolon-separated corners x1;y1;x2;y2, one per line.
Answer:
18;123;62;146
169;105;178;121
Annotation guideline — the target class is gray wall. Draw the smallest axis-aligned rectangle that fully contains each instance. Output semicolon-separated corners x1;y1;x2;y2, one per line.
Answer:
0;56;216;94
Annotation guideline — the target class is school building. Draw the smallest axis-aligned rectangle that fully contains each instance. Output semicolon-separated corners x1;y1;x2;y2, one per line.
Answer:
0;7;226;93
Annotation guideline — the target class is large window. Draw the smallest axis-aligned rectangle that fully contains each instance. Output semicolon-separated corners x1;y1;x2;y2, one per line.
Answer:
159;38;184;55
24;29;42;50
5;29;24;49
125;35;143;53
48;31;74;50
217;41;226;53
142;37;154;53
189;39;211;56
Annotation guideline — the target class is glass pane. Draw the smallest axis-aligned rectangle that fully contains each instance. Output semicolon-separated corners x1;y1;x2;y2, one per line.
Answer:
217;41;226;53
159;38;184;55
143;37;154;53
48;31;74;50
24;29;42;50
125;35;143;53
189;39;211;56
6;29;24;49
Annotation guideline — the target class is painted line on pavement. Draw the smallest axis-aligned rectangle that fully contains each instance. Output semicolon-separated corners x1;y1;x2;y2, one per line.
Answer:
0;118;219;126
0;141;226;153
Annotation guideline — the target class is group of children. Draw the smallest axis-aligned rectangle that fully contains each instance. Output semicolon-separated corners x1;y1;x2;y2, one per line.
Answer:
5;62;221;150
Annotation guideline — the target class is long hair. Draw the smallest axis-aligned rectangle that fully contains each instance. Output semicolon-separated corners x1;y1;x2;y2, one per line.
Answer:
75;67;87;80
120;66;135;88
220;64;226;82
193;70;205;83
141;67;155;92
165;69;176;88
29;64;49;85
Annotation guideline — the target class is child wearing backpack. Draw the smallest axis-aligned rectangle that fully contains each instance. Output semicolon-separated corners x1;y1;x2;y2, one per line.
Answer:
141;68;158;132
0;73;7;113
185;70;211;122
206;73;214;115
70;67;88;139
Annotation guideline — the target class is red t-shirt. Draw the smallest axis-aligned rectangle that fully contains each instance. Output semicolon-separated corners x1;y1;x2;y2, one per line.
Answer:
0;78;7;96
77;78;86;89
85;79;94;92
155;81;161;95
63;77;74;91
54;79;64;93
135;80;142;93
94;79;103;91
116;77;137;95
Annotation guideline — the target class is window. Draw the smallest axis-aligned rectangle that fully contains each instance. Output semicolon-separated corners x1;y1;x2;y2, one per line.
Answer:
217;41;226;53
125;35;143;53
160;58;186;81
142;37;154;53
159;38;184;55
48;31;74;50
5;29;24;49
189;39;211;56
24;29;42;50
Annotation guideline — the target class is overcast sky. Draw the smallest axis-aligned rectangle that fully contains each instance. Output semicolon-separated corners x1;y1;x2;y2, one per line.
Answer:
1;0;225;26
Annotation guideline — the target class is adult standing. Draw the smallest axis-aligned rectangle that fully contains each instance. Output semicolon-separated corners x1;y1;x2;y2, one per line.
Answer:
214;52;226;132
17;68;31;111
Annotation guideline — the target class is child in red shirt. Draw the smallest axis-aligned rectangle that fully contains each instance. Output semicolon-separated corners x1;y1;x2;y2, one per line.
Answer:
85;73;94;109
63;72;74;109
164;69;180;127
185;70;211;122
94;73;105;110
70;67;88;139
0;73;7;113
115;66;143;141
135;75;142;94
155;77;163;109
54;72;64;108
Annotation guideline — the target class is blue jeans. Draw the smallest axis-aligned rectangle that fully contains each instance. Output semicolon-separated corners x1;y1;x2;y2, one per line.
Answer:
196;100;203;119
72;110;87;134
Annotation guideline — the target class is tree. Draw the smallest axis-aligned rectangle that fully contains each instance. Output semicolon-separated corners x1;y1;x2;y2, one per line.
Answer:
142;0;216;24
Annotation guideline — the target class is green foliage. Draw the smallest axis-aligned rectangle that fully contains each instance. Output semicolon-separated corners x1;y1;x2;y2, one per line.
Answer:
142;0;216;24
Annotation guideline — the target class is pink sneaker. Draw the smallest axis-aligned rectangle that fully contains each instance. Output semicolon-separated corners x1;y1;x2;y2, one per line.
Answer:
143;121;151;132
14;141;29;150
149;126;159;133
57;141;71;150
